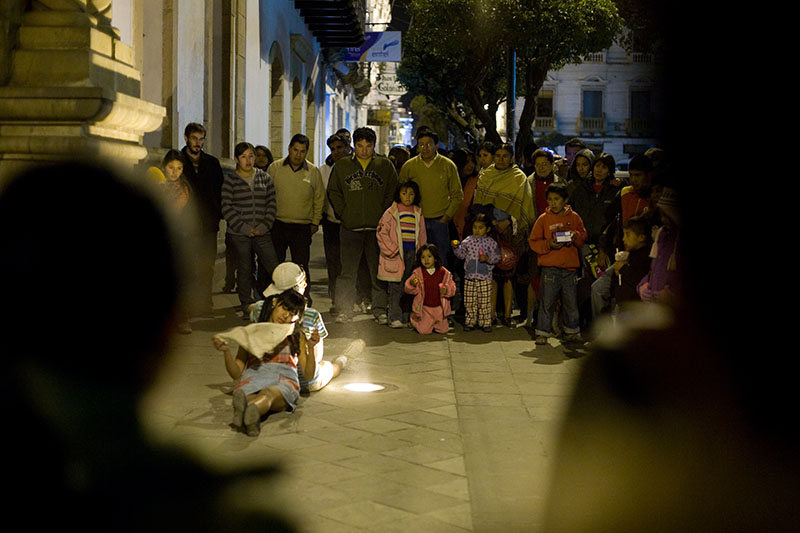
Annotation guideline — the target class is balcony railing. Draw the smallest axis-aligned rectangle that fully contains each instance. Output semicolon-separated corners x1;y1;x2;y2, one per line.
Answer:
626;118;656;137
579;114;605;135
533;116;556;131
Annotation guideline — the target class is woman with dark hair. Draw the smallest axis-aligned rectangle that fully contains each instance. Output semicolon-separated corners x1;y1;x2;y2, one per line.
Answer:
254;145;274;171
213;289;314;437
473;143;536;327
476;141;496;173
451;148;480;239
221;141;280;319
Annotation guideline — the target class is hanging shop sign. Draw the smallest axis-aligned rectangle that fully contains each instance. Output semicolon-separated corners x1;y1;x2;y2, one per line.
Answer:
344;32;402;62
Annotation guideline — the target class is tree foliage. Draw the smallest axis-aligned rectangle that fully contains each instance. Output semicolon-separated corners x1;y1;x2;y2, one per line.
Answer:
397;0;623;153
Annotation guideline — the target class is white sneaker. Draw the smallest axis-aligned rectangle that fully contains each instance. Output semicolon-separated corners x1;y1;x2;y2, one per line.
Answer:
389;320;404;328
336;313;353;323
342;338;366;357
375;313;388;325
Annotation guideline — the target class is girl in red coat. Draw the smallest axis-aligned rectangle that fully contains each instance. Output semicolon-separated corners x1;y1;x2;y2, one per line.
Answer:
404;244;456;334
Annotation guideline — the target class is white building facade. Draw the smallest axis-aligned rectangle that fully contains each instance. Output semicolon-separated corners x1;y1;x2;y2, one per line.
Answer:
505;41;662;164
0;0;382;177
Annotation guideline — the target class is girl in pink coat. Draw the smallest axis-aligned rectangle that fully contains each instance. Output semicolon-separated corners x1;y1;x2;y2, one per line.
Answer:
377;182;427;328
404;244;456;334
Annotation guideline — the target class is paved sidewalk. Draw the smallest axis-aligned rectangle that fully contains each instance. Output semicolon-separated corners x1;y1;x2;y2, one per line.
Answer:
141;233;587;532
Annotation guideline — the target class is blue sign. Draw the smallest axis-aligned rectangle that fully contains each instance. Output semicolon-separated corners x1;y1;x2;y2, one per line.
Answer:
344;32;402;62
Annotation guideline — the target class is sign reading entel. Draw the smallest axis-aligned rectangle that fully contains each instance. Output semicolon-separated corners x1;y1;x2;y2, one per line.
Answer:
344;32;402;62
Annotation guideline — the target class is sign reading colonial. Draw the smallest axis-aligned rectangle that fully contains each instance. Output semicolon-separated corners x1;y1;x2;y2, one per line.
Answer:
375;74;406;97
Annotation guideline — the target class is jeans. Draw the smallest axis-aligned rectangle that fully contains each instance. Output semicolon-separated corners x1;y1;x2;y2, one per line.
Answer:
387;248;416;323
590;266;615;318
227;233;279;312
321;217;341;304
271;220;312;284
425;217;452;269
335;226;387;317
536;267;580;336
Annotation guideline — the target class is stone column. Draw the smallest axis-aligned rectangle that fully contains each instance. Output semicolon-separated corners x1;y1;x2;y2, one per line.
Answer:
0;0;165;181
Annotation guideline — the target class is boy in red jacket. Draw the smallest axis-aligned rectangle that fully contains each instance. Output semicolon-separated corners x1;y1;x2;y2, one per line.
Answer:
529;183;588;344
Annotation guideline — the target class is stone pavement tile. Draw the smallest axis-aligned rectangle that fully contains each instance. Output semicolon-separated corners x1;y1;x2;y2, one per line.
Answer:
378;463;465;489
337;452;422;474
449;360;511;373
506;357;581;374
426;476;471;500
315;500;416;529
455;392;524;407
387;409;456;428
369;514;472;532
371;484;467;515
454;379;513;394
382;443;461;465
425;455;467;476
270;474;352;509
290;442;368;462
295;514;363;533
300;424;374;444
424;391;458;404
520;394;574;421
424;404;459;418
423;417;461;434
338;433;417;453
451;367;508;380
423;502;474;531
288;457;371;484
389;426;462;448
344;416;418;434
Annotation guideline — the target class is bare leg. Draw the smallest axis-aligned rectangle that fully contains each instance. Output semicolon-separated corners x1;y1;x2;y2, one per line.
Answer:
526;284;536;327
241;387;288;437
491;281;498;321
503;279;514;321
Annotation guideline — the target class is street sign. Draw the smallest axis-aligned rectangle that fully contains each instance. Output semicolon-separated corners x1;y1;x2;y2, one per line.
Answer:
344;32;402;62
367;109;392;126
375;74;406;96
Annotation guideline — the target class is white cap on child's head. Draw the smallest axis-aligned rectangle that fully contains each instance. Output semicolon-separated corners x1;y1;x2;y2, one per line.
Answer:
263;262;306;297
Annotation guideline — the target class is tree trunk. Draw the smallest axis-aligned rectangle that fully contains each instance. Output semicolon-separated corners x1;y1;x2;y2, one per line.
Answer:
515;62;549;158
464;86;502;145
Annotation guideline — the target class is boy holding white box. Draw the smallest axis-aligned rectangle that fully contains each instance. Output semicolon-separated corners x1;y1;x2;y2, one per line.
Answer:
528;183;587;344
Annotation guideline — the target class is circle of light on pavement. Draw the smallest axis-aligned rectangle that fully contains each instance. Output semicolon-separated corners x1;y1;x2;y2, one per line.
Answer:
343;382;385;392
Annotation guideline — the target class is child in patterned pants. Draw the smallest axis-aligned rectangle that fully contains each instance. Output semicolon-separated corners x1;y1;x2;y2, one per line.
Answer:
452;212;500;332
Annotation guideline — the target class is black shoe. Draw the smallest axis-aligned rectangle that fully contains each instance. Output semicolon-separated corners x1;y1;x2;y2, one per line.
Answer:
482;325;493;333
463;325;474;332
221;285;236;294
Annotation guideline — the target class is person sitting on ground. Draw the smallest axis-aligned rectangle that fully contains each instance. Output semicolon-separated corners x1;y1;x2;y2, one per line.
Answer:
248;262;364;392
212;289;314;436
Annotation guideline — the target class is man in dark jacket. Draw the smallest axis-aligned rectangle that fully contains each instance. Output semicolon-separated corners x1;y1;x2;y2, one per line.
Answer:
327;127;398;323
181;122;224;316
